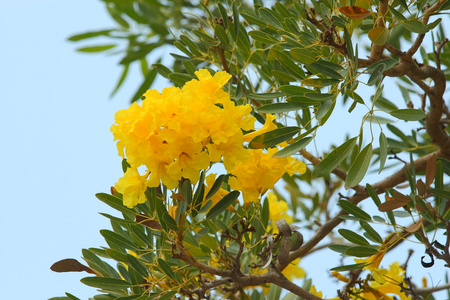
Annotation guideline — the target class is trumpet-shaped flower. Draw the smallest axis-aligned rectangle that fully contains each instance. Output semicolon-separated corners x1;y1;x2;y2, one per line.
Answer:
228;148;306;205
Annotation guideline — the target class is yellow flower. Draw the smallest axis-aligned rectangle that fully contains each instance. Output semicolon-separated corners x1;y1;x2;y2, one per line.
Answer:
228;148;306;205
243;114;277;142
282;258;305;281
115;168;149;208
267;192;293;224
361;262;411;300
111;69;256;207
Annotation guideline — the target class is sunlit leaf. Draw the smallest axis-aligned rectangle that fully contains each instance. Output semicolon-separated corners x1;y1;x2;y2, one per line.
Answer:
389;109;426;121
312;137;357;178
339;200;371;221
368;27;390;46
339;229;370;245
206;191;240;219
346;144;373;187
273;136;313;158
249;127;299;149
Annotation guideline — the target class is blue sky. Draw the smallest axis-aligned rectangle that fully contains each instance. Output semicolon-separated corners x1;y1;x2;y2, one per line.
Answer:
1;1;448;299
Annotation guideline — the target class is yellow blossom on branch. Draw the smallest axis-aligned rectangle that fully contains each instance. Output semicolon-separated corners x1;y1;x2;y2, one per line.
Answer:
228;148;306;205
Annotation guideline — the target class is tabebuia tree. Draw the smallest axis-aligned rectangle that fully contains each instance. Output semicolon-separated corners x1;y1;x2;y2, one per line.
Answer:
51;0;450;299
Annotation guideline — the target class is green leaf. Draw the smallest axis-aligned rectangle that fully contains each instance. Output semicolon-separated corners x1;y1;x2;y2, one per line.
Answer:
338;200;371;220
360;222;383;244
248;92;284;100
429;188;450;199
345;144;373;187
248;31;279;44
312;137;357;178
301;78;340;87
379;132;388;173
162;213;178;231
345;245;379;257
366;58;398;74
158;258;178;282
131;68;157;103
205;174;225;201
127;254;149;278
403;20;429;33
65;293;81;300
257;102;305;113
273;136;313;158
158;291;178;300
258;7;282;28
95;193;136;216
100;230;137;251
303;92;335;101
206;190;240;220
309;61;343;79
330;263;369;271
168;72;194;86
81;277;131;289
214;24;231;49
76;44;116;52
249;127;299;149
271;49;305;79
338;229;370;246
389;109;426;121
287;96;321;107
328;244;352;254
110;65;130;97
367;63;385;86
68;29;113;41
289;47;317;64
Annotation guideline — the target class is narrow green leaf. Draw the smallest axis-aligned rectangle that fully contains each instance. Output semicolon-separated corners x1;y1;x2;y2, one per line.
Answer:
258;7;282;28
345;245;379;257
158;291;178;300
312;137;357;178
273;136;313;158
95;193;135;216
379;132;388;173
287;96;321;107
279;85;311;95
168;72;193;86
76;44;116;52
338;200;371;220
217;2;229;28
367;63;385;86
309;61;343;79
81;277;131;289
429;188;450;199
360;222;383;244
206;190;240;219
249;127;299;149
366;58;398;74
302;78;340;87
389;109;426;121
248;31;279;44
127;254;149;278
271;49;305;79
214;24;231;49
162;213;178;231
68;29;113;41
248;92;284;100
289;47;317;64
328;244;352;254
330;263;369;271
205;174;225;201
303;93;335;101
345;144;373;187
258;102;305;113
158;258;178;282
131;68;157;103
100;230;137;251
338;229;370;246
181;179;193;205
110;65;129;97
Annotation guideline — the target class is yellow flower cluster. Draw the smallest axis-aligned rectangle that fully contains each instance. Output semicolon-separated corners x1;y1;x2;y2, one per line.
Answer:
111;69;306;208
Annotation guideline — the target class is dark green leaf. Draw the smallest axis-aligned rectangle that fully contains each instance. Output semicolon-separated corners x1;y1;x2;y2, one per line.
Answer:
249;127;299;149
312;137;357;177
81;277;131;289
258;7;282;28
127;254;149;278
248;92;284;100
131;68;157;103
162;212;178;231
205;174;225;201
328;244;352;254
345;144;373;187
100;230;137;251
338;229;370;245
158;291;178;300
273;136;313;158
339;200;371;220
248;31;279;44
330;263;369;271
168;72;193;86
271;49;305;79
367;63;385;86
258;102;305;113
403;20;429;33
379;132;388;173
206;190;240;219
309;61;343;79
289;47;316;64
95;193;136;216
158;258;178;282
345;246;379;257
360;222;383;244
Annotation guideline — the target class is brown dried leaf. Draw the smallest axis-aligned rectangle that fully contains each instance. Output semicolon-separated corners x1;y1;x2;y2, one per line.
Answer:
393;190;411;203
135;214;163;230
339;6;372;19
378;192;410;212
50;258;95;274
405;219;423;233
416;179;427;196
425;155;437;187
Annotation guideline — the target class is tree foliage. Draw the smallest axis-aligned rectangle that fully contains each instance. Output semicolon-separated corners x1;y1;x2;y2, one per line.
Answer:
52;0;450;299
